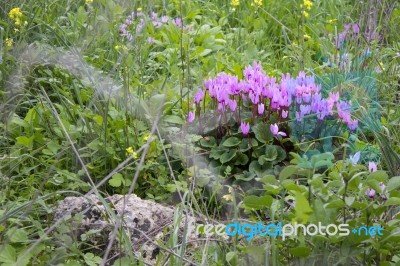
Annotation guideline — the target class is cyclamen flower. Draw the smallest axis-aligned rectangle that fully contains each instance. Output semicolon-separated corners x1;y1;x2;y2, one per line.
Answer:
349;151;361;165
282;110;288;119
270;124;287;137
258;103;265;115
187;112;195;123
380;182;387;200
240;122;250;136
228;99;237;112
368;162;377;172
366;188;375;199
194;89;205;104
174;17;182;27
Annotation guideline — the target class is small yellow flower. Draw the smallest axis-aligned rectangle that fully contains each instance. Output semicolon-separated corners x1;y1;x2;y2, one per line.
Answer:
5;38;13;48
253;0;263;7
114;45;120;50
126;147;138;158
327;19;337;24
86;0;93;3
302;10;309;18
137;7;142;12
304;34;311;40
303;0;313;10
143;134;151;141
9;7;22;20
231;0;240;7
222;194;233;201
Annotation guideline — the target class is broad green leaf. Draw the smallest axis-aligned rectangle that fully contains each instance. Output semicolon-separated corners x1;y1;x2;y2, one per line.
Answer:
253;123;273;143
384;197;400;206
279;165;298;180
289;246;311;257
234;153;249;165
0;244;16;263
243;195;273;210
294;191;313;223
220;150;236;164
324;199;345;209
16;136;34;149
93;115;103;126
200;137;216;148
387;176;400;192
163;115;184;125
109;173;124;187
6;228;28;243
222;137;241;147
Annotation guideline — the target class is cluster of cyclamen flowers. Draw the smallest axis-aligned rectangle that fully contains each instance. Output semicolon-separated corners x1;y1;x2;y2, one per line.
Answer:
188;61;358;135
336;23;360;49
119;10;184;41
348;152;386;200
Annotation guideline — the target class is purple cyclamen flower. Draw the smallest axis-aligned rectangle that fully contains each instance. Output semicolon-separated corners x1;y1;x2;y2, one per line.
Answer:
349;151;361;165
366;188;375;199
368;162;377;172
240;122;250;136
352;23;360;34
380;182;387;200
270;123;287;137
161;15;169;23
187;112;195;123
348;119;358;131
258;103;265;115
174;17;182;27
194;89;205;104
228;99;237;112
282;110;288;119
147;37;155;44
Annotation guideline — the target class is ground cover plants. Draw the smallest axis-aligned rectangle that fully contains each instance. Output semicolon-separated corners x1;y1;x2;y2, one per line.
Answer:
1;0;400;265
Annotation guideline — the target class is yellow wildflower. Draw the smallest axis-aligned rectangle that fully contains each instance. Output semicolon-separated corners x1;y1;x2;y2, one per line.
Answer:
231;0;240;7
5;38;13;48
304;34;311;40
303;0;313;10
253;0;263;7
9;7;27;27
126;147;138;158
222;194;233;201
143;134;151;141
379;62;385;71
137;7;142;12
86;0;93;3
327;19;337;24
9;7;22;20
302;10;309;18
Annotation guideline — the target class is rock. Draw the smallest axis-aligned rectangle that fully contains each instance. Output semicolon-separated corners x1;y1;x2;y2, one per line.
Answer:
53;194;199;265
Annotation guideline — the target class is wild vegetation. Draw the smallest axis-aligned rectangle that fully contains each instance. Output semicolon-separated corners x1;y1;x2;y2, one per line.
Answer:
1;0;400;265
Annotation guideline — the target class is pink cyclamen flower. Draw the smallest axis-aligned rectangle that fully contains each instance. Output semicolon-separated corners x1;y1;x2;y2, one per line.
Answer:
147;37;155;44
258;103;265;115
368;162;377;172
187;112;195;123
240;122;250;136
270;123;287;137
282;110;288;119
194;89;205;104
366;188;375;199
380;182;387;200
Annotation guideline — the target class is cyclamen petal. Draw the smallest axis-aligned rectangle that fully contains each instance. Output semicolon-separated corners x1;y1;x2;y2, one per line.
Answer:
187;112;195;123
240;122;250;136
368;162;377;172
366;188;375;199
349;151;361;165
258;103;265;115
